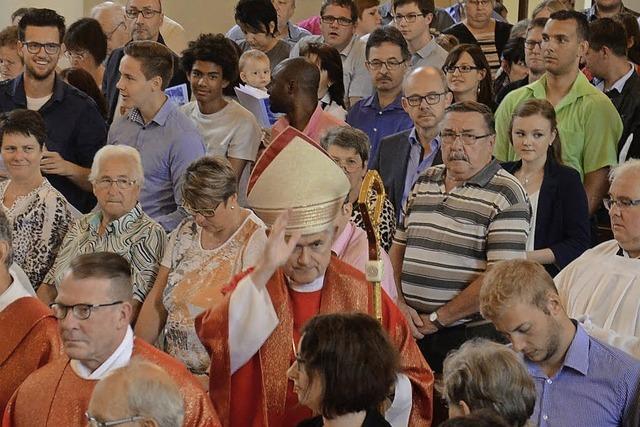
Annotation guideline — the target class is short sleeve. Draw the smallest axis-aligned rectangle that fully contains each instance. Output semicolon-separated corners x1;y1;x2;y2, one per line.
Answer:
486;200;531;264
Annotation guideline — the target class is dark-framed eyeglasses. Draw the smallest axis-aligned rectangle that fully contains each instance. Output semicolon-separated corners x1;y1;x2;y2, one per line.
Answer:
292;338;306;370
366;59;406;70
603;197;640;211
392;13;425;23
524;40;543;50
440;131;493;145
125;7;162;19
404;92;448;107
50;301;124;320
180;202;221;218
105;21;126;40
443;64;479;74
94;177;137;190
320;15;353;26
22;41;61;55
86;413;149;427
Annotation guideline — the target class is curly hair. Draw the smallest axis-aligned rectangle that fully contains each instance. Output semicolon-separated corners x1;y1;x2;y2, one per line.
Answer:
181;33;239;85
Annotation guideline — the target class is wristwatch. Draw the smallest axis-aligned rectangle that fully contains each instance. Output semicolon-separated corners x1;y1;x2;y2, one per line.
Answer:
429;311;445;330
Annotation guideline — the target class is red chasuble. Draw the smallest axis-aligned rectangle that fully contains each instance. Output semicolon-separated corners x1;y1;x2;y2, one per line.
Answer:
196;256;434;427
0;297;62;415
2;339;220;427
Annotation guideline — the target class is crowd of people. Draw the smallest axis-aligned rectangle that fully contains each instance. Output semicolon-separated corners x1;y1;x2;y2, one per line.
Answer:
1;0;640;425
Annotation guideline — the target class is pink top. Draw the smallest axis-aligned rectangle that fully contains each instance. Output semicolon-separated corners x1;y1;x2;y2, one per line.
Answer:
331;221;398;301
296;15;322;35
271;104;346;144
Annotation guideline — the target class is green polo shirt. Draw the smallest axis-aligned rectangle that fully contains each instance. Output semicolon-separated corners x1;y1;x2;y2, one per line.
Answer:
494;72;621;181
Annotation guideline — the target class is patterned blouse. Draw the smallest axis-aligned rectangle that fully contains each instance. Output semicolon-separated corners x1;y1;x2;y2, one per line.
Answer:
351;191;396;252
0;179;79;288
161;211;267;375
43;203;166;302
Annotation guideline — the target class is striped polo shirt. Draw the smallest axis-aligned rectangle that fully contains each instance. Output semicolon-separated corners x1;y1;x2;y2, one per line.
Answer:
394;160;530;318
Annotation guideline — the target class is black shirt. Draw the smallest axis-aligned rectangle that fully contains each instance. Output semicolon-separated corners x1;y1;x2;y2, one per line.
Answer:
0;74;106;212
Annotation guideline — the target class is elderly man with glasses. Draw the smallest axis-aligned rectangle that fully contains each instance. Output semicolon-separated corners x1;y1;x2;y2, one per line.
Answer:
37;145;166;321
554;159;640;360
388;100;530;374
4;252;220;427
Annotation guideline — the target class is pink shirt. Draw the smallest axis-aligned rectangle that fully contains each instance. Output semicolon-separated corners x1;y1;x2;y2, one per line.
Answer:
331;221;398;301
271;104;346;144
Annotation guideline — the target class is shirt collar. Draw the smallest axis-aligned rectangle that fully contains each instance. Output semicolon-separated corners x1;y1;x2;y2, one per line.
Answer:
70;326;134;380
337;34;358;58
533;72;593;107
128;97;174;126
408;127;441;149
414;37;437;60
461;158;502;187
287;274;325;292
89;203;145;233
598;62;635;93
559;322;590;375
10;73;65;106
0;264;36;312
362;92;404;110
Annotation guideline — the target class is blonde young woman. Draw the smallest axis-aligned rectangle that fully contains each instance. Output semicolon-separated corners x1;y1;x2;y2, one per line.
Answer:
135;156;267;382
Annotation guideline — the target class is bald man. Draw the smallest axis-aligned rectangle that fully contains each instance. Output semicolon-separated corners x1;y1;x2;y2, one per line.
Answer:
87;358;185;426
3;253;219;427
90;2;130;56
269;57;346;142
371;66;452;220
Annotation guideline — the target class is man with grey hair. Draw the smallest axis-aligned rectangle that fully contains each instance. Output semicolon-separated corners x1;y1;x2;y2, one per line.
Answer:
87;358;185;427
0;209;61;414
37;145;166;319
5;252;219;426
90;2;130;57
555;158;640;359
389;100;530;373
371;66;452;220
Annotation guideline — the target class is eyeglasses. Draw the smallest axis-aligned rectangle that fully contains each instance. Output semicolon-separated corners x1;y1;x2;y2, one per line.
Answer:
94;177;137;190
366;59;406;70
466;0;491;7
292;338;306;370
22;41;61;55
320;15;353;26
525;40;543;50
64;50;88;62
603;197;640;211
404;92;448;106
86;413;149;427
331;156;363;172
105;21;126;40
50;301;124;320
392;13;425;23
125;7;162;19
180;202;221;218
443;64;479;74
440;131;493;145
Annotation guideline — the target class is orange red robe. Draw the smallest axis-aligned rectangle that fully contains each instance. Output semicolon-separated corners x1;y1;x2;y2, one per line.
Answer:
0;297;62;415
196;256;434;427
2;338;220;427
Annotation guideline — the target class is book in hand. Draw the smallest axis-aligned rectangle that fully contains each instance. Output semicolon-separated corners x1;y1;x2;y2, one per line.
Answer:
234;84;276;128
164;83;189;106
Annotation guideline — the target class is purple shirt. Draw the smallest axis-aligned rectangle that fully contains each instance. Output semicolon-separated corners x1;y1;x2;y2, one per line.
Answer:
107;99;206;231
346;93;413;166
400;129;441;222
526;322;640;427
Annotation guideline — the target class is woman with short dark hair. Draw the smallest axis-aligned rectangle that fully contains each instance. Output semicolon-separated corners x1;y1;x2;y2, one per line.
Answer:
63;18;107;88
288;313;399;426
301;42;347;120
